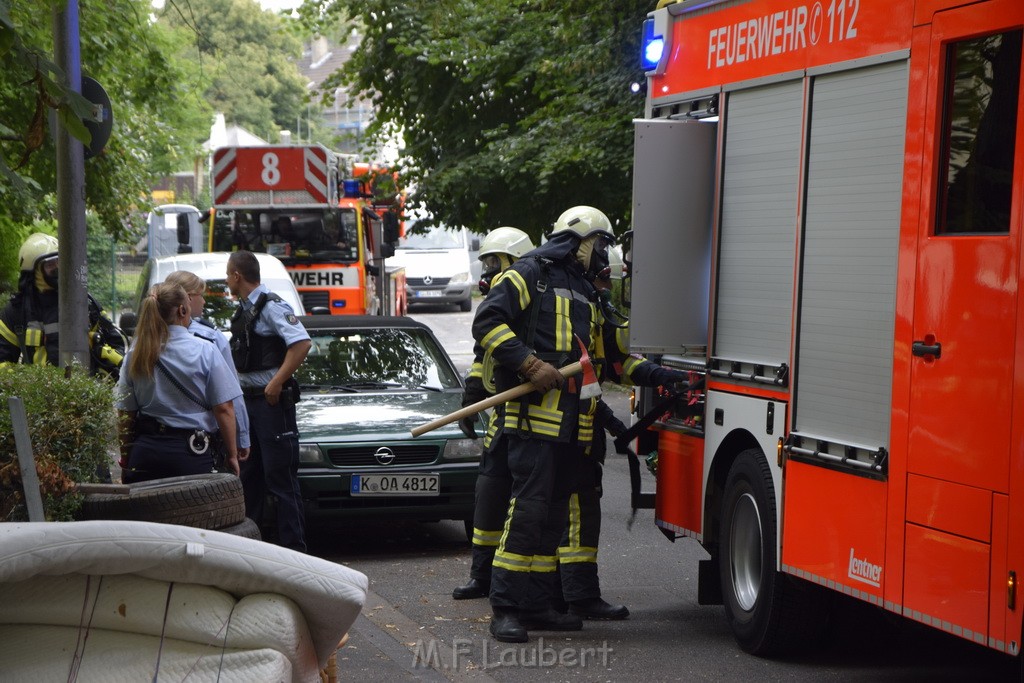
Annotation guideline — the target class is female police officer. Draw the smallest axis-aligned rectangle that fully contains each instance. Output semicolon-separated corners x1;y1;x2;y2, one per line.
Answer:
164;269;251;464
115;282;242;483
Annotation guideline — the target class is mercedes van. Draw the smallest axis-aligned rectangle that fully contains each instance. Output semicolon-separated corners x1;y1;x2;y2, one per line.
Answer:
388;224;478;312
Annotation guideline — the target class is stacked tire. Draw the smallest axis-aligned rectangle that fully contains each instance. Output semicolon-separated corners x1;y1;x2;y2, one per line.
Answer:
80;473;260;540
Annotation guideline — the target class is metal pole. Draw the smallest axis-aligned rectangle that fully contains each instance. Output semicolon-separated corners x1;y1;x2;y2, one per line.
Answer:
9;397;46;522
110;237;116;311
53;0;89;372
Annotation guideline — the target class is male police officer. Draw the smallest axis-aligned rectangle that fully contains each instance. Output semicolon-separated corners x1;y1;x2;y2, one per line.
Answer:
227;250;311;552
453;226;534;600
0;233;126;376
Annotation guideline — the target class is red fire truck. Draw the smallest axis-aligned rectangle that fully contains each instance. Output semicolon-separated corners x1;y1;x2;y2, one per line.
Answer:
630;0;1022;659
209;144;404;315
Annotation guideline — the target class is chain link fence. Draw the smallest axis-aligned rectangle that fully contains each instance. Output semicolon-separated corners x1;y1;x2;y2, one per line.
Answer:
87;234;146;322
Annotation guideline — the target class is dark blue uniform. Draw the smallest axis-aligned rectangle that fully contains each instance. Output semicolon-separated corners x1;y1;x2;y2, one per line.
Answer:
233;283;310;552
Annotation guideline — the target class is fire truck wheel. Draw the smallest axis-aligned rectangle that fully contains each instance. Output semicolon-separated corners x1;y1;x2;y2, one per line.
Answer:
718;449;829;656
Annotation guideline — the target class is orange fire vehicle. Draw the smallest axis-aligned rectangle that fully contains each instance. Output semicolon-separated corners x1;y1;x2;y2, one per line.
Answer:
629;0;1023;659
209;144;404;315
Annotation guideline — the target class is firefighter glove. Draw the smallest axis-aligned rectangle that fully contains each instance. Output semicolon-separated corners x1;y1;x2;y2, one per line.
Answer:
459;415;479;440
605;415;628;439
520;354;563;393
652;366;687;388
462;375;488;408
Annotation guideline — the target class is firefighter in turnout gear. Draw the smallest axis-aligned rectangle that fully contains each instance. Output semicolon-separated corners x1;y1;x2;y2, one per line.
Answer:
453;227;535;601
0;233;126;377
472;205;619;642
556;247;688;620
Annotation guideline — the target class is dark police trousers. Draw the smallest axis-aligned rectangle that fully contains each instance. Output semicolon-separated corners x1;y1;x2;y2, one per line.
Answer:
468;436;511;583
241;392;306;552
490;437;581;611
123;430;215;484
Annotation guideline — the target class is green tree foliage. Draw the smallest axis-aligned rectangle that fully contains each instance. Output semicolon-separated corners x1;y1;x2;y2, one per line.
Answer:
160;0;311;142
0;0;212;288
309;0;649;239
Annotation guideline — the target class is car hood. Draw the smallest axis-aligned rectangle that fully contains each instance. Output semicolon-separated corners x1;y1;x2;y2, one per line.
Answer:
294;390;469;442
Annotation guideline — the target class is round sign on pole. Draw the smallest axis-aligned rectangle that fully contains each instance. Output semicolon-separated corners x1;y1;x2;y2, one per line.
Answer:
81;77;112;160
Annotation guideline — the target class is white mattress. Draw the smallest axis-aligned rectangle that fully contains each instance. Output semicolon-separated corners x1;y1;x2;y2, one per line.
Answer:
0;521;368;681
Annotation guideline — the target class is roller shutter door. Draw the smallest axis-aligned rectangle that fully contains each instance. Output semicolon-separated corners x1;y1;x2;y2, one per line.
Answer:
714;80;803;365
794;60;908;447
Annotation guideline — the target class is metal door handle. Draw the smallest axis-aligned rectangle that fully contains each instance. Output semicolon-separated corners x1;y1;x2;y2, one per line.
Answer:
912;341;941;358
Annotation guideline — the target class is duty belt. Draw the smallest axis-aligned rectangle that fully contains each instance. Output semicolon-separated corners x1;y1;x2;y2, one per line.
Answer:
135;415;201;438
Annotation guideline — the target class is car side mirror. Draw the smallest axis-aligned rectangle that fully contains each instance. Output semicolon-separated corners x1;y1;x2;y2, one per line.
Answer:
176;213;190;244
383;211;400;243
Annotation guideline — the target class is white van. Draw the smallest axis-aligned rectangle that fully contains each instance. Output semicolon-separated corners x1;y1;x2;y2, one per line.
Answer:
143;204;205;258
122;252;305;336
388;223;479;312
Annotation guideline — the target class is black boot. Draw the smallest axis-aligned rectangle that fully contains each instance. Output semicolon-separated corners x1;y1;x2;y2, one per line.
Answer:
568;597;629;620
452;577;490;600
490;608;528;643
519;608;583;631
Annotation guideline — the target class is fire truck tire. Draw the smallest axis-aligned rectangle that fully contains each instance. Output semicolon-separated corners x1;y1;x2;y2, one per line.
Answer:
718;449;829;656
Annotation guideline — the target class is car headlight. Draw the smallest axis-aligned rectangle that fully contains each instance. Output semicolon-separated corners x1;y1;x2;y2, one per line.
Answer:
449;271;470;284
443;438;481;461
298;443;326;464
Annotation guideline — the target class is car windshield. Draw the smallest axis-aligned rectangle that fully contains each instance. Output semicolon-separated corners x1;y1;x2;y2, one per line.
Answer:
218;208;360;263
397;225;464;250
296;327;460;391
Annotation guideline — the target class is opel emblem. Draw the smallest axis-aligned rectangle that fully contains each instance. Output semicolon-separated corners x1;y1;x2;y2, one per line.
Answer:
422;275;433;285
374;446;396;465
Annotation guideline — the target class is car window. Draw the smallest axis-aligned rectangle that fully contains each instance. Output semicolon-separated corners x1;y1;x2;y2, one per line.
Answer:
297;327;460;390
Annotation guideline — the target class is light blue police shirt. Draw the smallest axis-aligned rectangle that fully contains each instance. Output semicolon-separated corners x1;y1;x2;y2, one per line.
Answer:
189;319;251;449
116;325;243;434
236;283;310;390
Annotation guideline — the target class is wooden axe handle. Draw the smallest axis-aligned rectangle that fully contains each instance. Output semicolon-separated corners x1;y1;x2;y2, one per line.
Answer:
411;361;582;437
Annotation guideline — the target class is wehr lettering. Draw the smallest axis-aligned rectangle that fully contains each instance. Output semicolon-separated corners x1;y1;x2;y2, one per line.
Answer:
290;269;351;288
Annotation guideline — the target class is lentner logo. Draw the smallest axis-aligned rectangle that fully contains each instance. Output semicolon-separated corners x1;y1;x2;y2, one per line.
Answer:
848;548;882;587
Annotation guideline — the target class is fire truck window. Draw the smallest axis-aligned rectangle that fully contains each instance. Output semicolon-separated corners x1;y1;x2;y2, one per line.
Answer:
936;29;1021;235
338;210;359;258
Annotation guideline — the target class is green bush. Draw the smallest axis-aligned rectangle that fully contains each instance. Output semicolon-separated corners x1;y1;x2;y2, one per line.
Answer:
0;365;118;521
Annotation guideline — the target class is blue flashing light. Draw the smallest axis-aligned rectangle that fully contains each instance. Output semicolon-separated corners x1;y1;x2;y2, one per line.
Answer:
640;18;664;71
342;179;361;197
332;300;347;308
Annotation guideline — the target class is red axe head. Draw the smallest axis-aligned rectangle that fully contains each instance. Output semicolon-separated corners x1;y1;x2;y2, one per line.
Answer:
574;335;602;400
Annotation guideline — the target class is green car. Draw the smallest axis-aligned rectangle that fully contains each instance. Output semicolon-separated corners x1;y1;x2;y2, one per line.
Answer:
293;315;483;538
